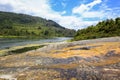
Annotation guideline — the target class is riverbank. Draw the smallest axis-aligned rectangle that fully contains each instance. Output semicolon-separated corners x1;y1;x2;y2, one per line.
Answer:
0;37;70;56
0;44;45;56
0;37;120;80
36;36;120;53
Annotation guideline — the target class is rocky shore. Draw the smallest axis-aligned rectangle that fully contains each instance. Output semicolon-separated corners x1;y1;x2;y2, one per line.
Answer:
0;37;120;80
37;37;120;53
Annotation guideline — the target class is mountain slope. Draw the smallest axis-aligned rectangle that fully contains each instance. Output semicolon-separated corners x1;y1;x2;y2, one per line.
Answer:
73;17;120;41
0;11;75;38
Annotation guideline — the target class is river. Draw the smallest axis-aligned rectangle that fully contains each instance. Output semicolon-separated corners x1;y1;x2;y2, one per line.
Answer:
0;37;71;49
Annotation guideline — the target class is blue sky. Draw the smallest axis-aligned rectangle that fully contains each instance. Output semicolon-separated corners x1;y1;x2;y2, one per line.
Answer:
0;0;120;30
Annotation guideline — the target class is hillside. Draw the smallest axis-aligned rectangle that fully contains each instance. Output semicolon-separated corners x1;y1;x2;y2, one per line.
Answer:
73;17;120;41
0;11;75;38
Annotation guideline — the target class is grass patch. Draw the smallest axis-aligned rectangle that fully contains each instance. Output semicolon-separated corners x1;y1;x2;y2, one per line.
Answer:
0;35;26;39
9;45;44;53
1;45;45;56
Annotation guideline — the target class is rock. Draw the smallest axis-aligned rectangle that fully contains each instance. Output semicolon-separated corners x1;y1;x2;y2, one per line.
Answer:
105;50;116;57
70;45;102;50
35;56;84;66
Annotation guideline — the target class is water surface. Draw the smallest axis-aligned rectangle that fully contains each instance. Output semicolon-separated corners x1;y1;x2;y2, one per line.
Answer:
0;37;71;49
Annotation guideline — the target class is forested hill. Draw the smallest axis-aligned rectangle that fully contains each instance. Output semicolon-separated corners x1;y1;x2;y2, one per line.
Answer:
0;11;75;38
73;17;120;41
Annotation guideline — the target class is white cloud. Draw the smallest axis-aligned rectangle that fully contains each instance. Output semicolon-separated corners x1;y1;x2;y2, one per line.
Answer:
72;0;102;14
82;11;104;18
72;4;88;14
61;11;66;15
0;0;55;18
87;0;102;8
57;16;98;30
71;0;105;25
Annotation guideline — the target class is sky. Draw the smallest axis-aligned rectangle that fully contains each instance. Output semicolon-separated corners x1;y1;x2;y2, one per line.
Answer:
0;0;120;30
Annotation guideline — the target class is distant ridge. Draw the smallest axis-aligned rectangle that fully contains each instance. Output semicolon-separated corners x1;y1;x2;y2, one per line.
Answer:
0;11;75;38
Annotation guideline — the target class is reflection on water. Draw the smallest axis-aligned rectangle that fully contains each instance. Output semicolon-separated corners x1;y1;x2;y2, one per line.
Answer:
0;37;71;49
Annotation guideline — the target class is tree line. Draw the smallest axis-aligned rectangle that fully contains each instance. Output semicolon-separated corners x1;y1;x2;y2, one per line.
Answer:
73;17;120;41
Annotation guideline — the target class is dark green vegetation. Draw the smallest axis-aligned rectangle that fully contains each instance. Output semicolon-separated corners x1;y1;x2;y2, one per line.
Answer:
0;11;75;39
73;17;120;41
9;45;45;53
2;45;45;56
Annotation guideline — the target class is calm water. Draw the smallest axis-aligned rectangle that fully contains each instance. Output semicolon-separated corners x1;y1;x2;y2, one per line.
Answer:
0;37;71;49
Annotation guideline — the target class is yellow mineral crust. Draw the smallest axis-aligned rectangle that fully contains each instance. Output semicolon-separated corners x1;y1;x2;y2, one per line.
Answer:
50;42;120;58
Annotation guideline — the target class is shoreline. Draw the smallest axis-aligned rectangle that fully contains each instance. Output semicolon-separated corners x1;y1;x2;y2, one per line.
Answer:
1;37;120;56
36;36;120;53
